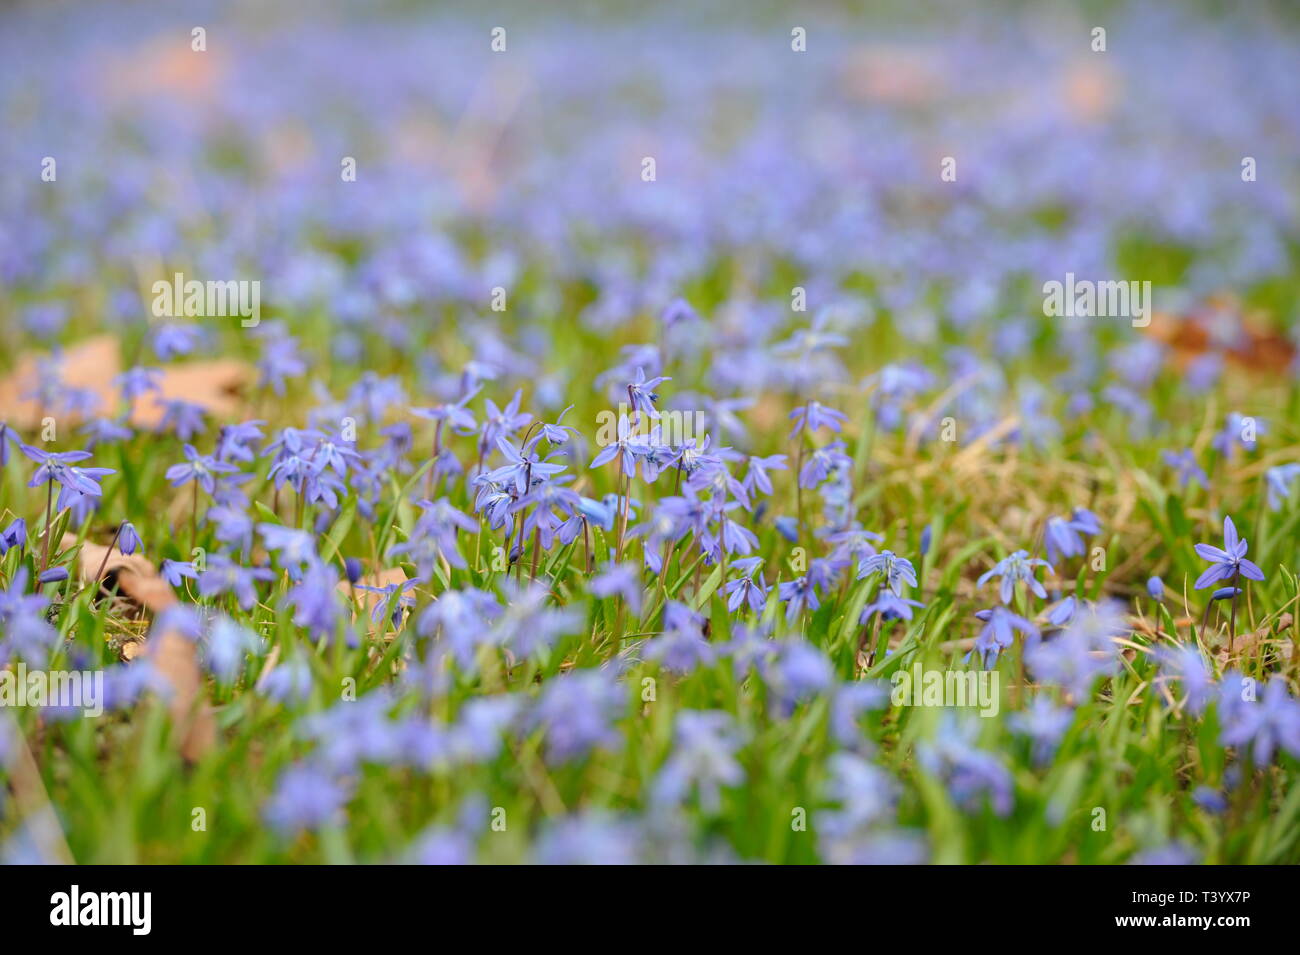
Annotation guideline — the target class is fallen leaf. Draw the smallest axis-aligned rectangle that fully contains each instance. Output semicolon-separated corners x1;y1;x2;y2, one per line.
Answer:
64;533;177;614
147;628;217;763
1145;301;1295;375
0;335;252;431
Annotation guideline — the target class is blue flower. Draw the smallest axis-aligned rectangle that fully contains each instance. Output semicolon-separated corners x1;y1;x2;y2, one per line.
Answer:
788;400;847;438
1219;675;1300;765
165;444;237;494
977;550;1051;605
1193;516;1264;590
971;606;1039;668
1008;697;1074;765
264;763;350;835
856;550;918;596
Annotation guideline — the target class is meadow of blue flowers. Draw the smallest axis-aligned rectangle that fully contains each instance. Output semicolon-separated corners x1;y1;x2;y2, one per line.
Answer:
1;1;1299;865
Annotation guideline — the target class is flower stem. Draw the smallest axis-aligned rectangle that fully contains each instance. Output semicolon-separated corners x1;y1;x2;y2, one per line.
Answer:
1227;569;1241;657
91;523;125;595
38;480;53;580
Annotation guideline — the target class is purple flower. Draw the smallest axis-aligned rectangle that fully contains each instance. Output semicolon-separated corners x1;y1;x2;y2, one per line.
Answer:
971;606;1039;668
486;436;567;495
977;550;1051;605
1156;645;1213;714
1044;508;1101;563
857;550;918;596
798;440;850;489
789;400;847;439
589;414;651;476
264;764;350;835
1211;412;1264;456
651;711;745;811
113;366;162;402
1008;697;1074;765
117;522;141;555
778;576;819;621
830;682;890;748
1025;602;1123;699
742;453;787;496
0;518;27;556
765;641;834;711
918;716;1014;816
1194;516;1264;590
529;670;625;764
591;564;643;614
644;626;715;674
534;813;642;865
479;389;531;448
160;559;199;587
0;422;20;467
165;444;238;494
627;366;670;421
1219;675;1300;765
860;590;924;623
1191;786;1228;814
723;557;769;614
258;660;314;704
153;323;206;360
215;420;267;464
156;398;209;441
1266;463;1300;511
257;524;319;578
287;562;351;644
1161;448;1208;490
198;555;275;610
23;446;113;499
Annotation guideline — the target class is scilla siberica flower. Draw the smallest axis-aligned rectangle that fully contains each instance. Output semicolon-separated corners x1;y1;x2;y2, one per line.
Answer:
166;444;237;494
978;550;1051;605
1043;508;1101;563
1008;697;1074;766
917;715;1013;817
1193;516;1264;590
788;400;846;438
1218;675;1300;765
970;606;1039;668
264;763;350;835
650;710;745;812
856;550;918;596
1265;463;1300;511
529;670;625;764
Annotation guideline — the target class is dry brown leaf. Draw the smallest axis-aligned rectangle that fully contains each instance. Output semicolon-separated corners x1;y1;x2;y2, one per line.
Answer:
1215;613;1295;668
132;358;252;429
0;336;119;429
64;533;178;614
147;628;217;762
0;335;252;431
1144;304;1295;375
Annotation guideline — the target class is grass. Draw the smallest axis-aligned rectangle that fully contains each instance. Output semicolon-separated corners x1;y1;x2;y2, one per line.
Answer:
2;249;1299;864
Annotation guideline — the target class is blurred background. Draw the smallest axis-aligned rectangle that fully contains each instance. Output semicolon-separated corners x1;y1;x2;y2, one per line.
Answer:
1;0;1297;379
